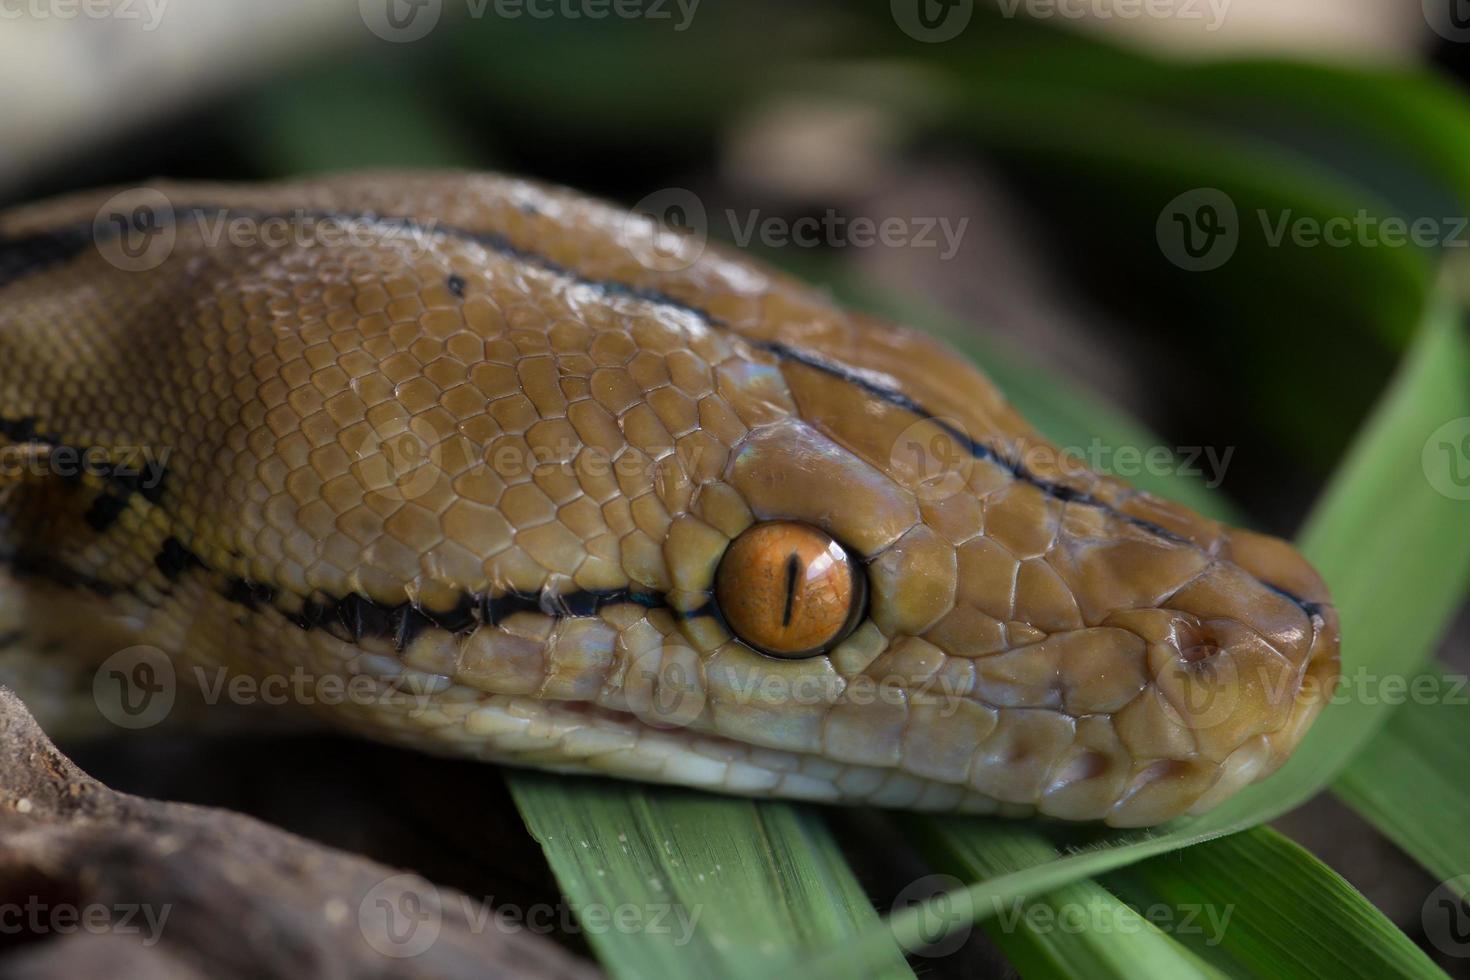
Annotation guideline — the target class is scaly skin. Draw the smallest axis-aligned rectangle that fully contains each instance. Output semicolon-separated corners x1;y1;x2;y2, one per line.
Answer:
0;172;1338;826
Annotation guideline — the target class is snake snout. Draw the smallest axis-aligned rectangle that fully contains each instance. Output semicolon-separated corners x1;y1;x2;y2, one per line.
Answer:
1221;527;1342;771
1145;527;1340;786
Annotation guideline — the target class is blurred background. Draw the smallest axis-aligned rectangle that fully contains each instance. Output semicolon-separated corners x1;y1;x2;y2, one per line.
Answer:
3;0;1469;973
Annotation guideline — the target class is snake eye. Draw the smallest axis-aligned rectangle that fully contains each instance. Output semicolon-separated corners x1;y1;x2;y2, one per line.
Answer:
714;522;866;659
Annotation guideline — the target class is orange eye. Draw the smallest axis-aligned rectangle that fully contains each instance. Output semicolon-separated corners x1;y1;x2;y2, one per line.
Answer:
714;522;866;659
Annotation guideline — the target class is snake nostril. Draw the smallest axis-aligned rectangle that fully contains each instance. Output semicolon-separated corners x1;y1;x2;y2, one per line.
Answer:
1172;619;1225;665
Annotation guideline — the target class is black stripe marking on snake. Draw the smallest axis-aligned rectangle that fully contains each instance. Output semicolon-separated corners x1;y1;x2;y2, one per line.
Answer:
0;224;99;287
278;583;696;651
0;415;169;532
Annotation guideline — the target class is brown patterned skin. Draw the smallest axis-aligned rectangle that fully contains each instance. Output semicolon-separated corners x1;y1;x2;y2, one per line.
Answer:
0;172;1338;826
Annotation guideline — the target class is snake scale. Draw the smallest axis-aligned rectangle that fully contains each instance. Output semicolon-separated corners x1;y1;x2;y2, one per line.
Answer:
0;172;1338;826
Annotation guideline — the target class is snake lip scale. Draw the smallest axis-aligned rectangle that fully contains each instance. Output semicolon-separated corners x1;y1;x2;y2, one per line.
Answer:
0;171;1339;827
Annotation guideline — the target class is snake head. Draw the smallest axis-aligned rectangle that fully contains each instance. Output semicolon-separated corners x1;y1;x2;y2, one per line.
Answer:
0;173;1338;826
678;311;1340;826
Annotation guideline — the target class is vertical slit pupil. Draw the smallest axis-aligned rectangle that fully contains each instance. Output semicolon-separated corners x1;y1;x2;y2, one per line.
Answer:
782;551;801;627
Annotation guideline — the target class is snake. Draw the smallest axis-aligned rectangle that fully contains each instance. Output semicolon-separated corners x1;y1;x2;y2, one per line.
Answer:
0;172;1338;827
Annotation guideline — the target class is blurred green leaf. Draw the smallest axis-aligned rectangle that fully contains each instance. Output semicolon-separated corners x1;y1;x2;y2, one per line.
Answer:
1334;667;1470;900
241;59;481;174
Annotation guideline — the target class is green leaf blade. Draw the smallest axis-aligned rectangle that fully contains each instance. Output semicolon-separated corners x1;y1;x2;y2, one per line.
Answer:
1103;829;1447;979
508;774;914;980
